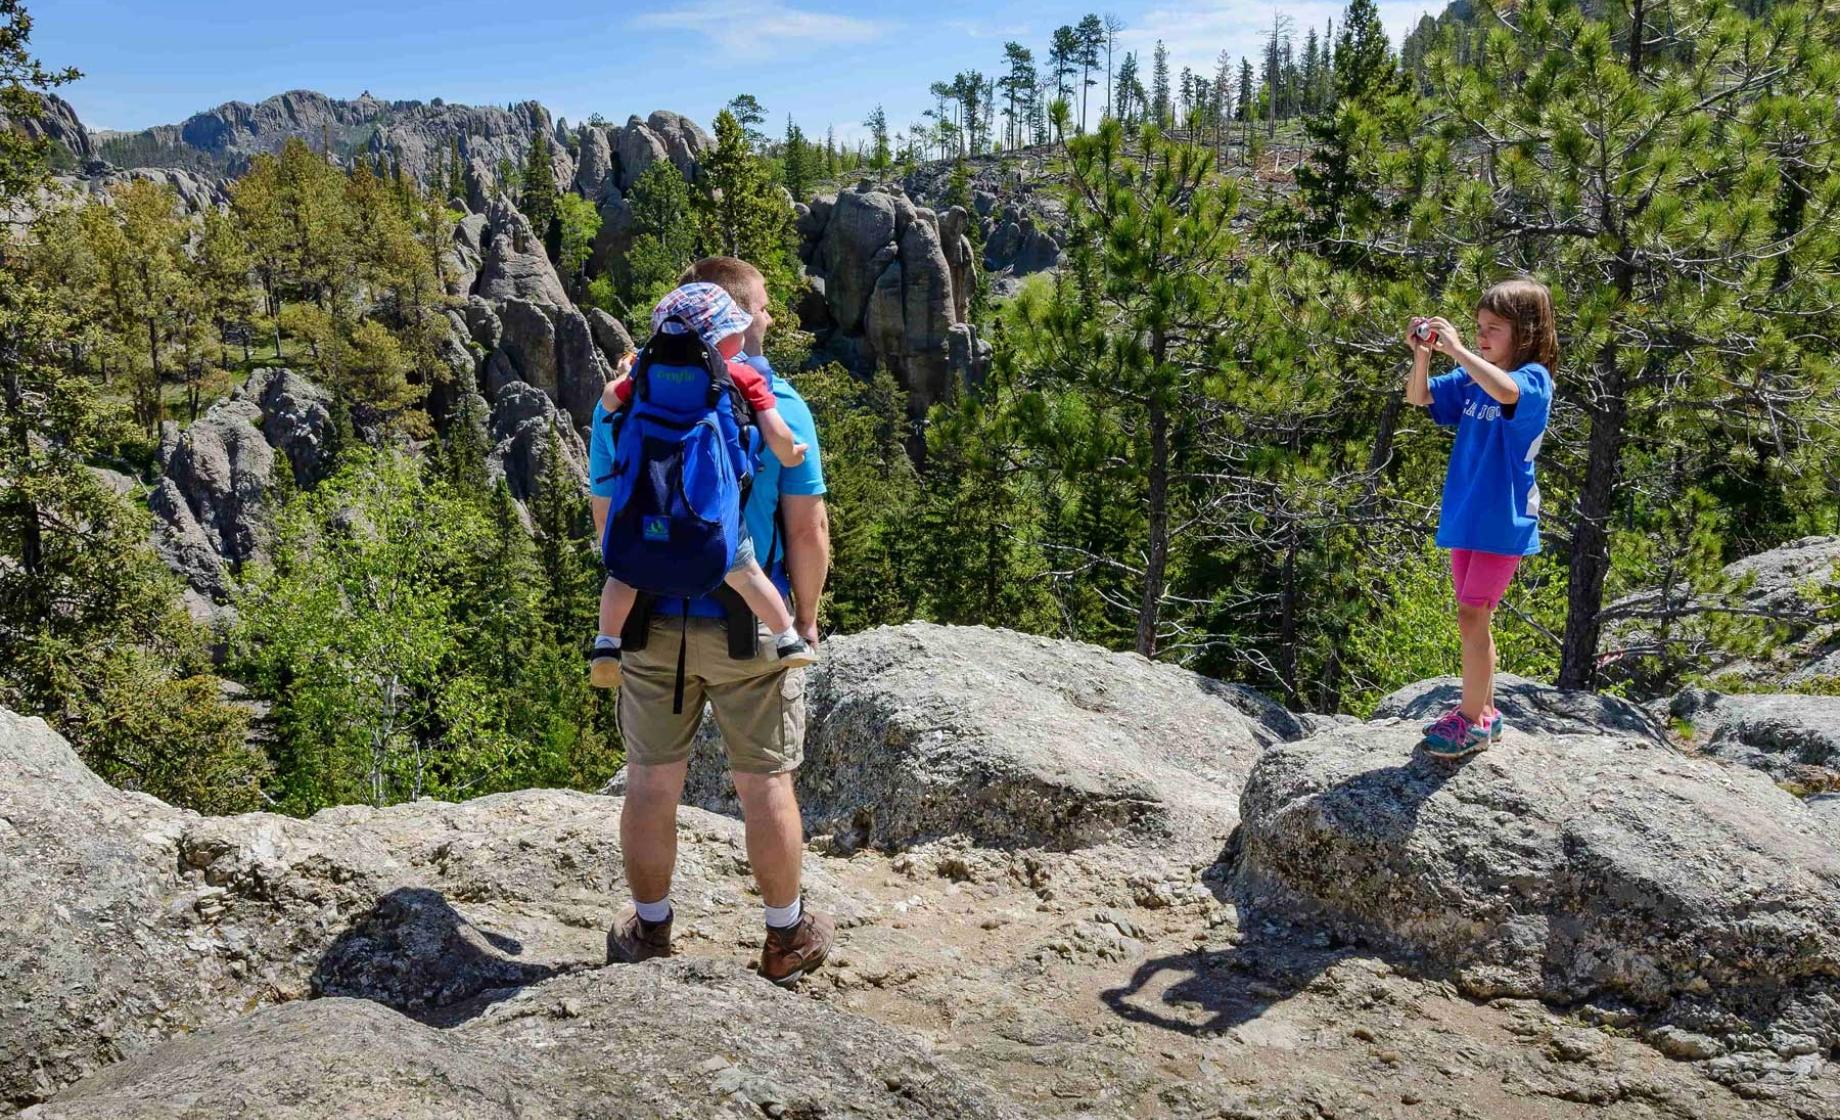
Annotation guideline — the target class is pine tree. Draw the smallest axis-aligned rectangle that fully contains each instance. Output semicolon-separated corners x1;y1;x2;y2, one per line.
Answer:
1150;40;1171;126
519;129;558;243
725;93;768;150
1075;13;1104;133
862;105;891;170
1114;51;1139;126
696;109;794;287
618;158;699;313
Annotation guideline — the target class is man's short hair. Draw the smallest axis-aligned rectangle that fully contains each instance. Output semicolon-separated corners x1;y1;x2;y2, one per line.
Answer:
677;257;766;311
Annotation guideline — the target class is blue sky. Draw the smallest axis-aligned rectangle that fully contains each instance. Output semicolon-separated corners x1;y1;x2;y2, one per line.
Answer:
34;0;1442;144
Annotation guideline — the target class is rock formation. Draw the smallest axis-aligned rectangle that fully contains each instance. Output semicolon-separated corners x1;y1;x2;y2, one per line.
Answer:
631;623;1301;863
0;93;92;162
1372;672;1669;744
796;185;989;416
146;368;336;609
8;621;1840;1117
467;195;618;428
92;90;570;192
1669;687;1840;789
484;380;589;502
1234;722;1840;1082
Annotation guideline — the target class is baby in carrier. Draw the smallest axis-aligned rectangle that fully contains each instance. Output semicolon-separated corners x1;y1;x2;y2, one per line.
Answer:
590;282;816;689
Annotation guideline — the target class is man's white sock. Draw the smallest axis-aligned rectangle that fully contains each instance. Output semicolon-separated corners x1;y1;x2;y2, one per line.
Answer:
595;634;620;650
634;896;671;924
773;627;799;646
764;897;802;930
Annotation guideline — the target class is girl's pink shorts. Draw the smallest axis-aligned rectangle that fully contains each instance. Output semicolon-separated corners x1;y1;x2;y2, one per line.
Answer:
1450;548;1521;609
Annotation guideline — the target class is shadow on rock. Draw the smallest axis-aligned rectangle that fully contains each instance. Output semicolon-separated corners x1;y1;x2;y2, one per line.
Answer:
1107;745;1474;1037
311;887;566;1027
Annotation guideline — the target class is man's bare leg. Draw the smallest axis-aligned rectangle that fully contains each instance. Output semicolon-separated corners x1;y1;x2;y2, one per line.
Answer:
730;770;803;908
620;760;689;905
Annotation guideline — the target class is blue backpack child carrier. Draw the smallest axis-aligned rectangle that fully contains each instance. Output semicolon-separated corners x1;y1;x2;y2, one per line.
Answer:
600;317;759;600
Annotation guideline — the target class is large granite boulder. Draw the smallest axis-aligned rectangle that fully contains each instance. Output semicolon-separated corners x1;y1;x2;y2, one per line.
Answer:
22;964;1017;1120
0;706;839;1111
1372;673;1669;744
485;380;588;502
666;623;1296;861
1670;687;1840;788
242;366;336;487
475;195;570;308
157;395;275;568
818;188;897;333
1234;723;1840;1075
469;199;613;426
801;187;978;416
572;123;614;201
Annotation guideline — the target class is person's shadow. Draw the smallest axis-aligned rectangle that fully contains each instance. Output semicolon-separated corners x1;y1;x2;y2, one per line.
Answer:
1101;741;1473;1036
311;886;564;1027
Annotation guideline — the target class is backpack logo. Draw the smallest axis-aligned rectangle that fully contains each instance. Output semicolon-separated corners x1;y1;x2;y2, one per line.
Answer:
643;516;670;542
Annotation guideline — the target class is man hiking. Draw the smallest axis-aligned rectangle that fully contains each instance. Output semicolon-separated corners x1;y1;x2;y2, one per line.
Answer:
588;255;834;986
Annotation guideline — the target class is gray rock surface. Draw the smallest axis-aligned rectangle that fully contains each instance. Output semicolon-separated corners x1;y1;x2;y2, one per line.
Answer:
1606;536;1840;691
486;380;588;501
1372;672;1669;744
0;706;835;1111
1234;723;1840;1068
585;307;634;368
1670;688;1840;787
801;187;978;415
23;963;1017;1120
241;367;336;487
93;90;566;192
156;395;275;568
0;92;92;162
670;623;1293;860
475;195;571;308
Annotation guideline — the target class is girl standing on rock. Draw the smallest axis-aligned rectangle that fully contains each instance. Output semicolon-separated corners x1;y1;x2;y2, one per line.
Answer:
1404;280;1557;757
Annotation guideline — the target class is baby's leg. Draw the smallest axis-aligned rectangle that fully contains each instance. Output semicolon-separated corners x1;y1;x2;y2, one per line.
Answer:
599;577;638;639
724;560;794;634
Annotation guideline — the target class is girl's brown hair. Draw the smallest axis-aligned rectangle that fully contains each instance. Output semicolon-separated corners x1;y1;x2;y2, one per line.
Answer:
1479;278;1558;371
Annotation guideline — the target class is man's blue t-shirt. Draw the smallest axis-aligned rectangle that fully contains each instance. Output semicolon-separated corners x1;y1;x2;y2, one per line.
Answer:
589;352;826;618
1427;362;1552;557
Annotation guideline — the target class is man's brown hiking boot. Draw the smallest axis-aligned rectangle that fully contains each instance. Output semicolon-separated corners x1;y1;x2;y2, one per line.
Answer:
606;907;673;964
759;909;834;987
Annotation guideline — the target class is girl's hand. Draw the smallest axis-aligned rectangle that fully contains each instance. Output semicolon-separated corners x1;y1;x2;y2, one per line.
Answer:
1406;318;1435;355
616;351;637;377
1423;316;1462;355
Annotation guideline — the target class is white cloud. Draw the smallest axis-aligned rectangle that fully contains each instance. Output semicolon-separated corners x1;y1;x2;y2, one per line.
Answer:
1116;0;1442;80
631;2;891;59
945;19;1035;41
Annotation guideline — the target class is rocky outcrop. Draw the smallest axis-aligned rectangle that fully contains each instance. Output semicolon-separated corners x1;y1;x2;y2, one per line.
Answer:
94;90;569;193
1670;687;1840;788
1604;535;1840;691
659;623;1297;862
22;963;1017;1120
468;197;612;427
798;186;988;415
53;165;231;214
146;368;338;607
156;394;276;569
1234;723;1840;1077
485;380;589;502
1372;672;1669;744
0;706;853;1112
0;92;92;162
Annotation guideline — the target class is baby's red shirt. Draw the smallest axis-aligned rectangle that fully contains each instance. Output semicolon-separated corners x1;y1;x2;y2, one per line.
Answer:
612;359;777;413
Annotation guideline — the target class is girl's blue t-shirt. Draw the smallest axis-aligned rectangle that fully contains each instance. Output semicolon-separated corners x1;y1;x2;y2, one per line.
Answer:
1427;362;1552;557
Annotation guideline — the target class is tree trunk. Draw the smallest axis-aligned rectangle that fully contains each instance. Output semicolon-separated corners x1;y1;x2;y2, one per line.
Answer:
1557;343;1628;689
1277;520;1301;705
3;362;43;579
1136;390;1171;659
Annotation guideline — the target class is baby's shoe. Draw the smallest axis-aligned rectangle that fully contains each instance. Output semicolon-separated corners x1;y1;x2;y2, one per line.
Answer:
775;634;817;669
589;644;622;689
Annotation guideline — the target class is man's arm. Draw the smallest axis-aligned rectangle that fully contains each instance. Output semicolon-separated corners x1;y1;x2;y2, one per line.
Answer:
780;494;830;649
591;496;610;541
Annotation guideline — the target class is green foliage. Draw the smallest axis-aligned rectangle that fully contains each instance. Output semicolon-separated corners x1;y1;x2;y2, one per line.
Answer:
555;191;601;288
520;129;557;240
615;158;699;318
697;110;796;295
233;450;618;813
